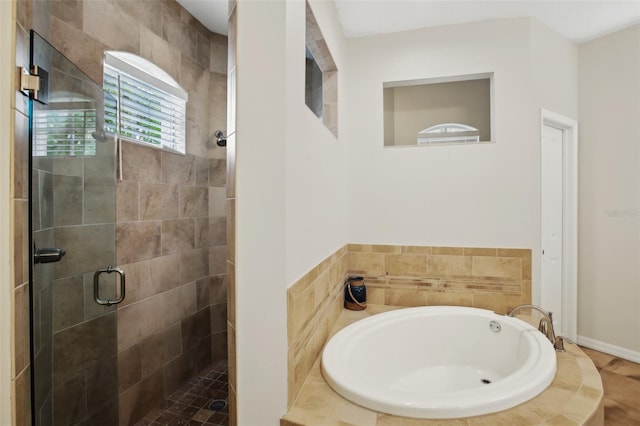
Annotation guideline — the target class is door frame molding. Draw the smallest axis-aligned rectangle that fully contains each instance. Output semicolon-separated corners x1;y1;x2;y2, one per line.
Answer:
541;109;578;341
0;0;15;423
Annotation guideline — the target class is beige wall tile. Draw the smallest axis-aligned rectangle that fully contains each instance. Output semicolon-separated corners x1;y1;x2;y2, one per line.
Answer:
385;288;427;307
401;245;432;254
13;111;28;199
464;247;497;256
472;256;522;279
347;244;372;252
522;251;532;280
13;200;28;287
14;366;30;426
13;283;29;375
371;244;401;253
428;254;472;276
432;247;464;255
366;286;385;305
473;292;522;314
427;290;473;307
289;284;315;341
385;254;427;276
348;251;384;275
227;262;236;326
227;321;236;390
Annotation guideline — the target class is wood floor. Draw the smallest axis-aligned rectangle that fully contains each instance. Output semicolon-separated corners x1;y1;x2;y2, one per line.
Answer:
580;346;640;425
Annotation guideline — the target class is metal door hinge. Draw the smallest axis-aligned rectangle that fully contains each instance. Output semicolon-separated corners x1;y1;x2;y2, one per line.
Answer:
19;65;48;103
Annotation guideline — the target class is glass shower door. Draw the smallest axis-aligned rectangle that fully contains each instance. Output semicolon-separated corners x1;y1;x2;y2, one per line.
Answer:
27;31;121;425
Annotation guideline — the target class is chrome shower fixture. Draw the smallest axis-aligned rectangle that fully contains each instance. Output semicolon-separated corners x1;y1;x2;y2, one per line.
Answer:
215;130;227;147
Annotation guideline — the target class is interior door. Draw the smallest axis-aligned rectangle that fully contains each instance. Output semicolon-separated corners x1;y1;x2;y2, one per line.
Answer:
541;124;564;332
27;30;122;425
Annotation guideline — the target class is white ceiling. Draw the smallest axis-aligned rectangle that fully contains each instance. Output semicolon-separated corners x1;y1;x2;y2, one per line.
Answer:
178;0;640;44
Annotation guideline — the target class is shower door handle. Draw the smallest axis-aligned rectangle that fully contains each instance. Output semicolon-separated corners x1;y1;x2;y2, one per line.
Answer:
93;266;126;306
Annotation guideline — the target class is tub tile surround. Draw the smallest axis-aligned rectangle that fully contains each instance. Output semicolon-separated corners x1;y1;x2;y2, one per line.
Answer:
283;305;604;426
287;244;532;408
348;244;532;313
287;246;349;407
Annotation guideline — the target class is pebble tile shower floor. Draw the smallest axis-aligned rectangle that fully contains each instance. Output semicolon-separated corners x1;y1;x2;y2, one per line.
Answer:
135;360;229;426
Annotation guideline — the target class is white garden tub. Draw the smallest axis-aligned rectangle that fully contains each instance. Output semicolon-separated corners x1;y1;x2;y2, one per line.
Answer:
321;306;557;419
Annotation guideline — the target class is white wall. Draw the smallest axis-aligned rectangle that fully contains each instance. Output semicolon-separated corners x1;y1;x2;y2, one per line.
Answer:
235;0;347;424
285;0;348;285
578;24;640;356
345;18;576;304
235;1;288;424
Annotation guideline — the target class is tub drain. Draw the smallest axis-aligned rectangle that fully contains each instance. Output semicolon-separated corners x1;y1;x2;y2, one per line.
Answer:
481;378;492;384
209;399;227;411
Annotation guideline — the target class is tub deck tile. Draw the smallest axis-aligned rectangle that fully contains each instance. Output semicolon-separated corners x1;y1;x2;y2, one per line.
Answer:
283;305;604;426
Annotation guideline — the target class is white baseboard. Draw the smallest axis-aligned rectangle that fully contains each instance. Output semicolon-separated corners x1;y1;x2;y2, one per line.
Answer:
577;335;640;363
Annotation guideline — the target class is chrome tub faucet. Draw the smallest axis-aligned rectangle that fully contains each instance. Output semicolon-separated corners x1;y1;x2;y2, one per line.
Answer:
507;304;572;352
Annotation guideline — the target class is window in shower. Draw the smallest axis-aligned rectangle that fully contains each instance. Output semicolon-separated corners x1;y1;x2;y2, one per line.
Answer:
33;102;98;156
103;51;188;154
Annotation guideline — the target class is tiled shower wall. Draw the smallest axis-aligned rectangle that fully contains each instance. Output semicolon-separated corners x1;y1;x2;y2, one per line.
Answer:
12;0;228;424
115;142;227;424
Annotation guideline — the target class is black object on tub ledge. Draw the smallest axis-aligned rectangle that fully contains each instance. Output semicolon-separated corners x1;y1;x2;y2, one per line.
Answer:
344;276;367;311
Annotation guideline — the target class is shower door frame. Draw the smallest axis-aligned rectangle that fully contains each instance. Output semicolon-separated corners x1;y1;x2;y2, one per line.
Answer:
26;30;122;425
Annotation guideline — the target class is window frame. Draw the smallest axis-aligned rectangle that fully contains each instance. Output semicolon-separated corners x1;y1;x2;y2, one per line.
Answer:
103;51;188;155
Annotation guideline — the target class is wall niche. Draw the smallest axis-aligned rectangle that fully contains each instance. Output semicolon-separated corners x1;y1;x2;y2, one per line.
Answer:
383;73;494;147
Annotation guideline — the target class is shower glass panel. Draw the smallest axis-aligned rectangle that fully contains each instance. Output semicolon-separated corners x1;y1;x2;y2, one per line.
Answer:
28;31;120;425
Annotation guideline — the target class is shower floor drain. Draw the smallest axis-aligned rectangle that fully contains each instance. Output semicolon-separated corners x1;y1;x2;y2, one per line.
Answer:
208;399;227;411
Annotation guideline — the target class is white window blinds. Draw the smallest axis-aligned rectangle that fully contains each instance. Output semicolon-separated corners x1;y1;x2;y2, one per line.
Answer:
103;51;188;154
33;107;97;157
